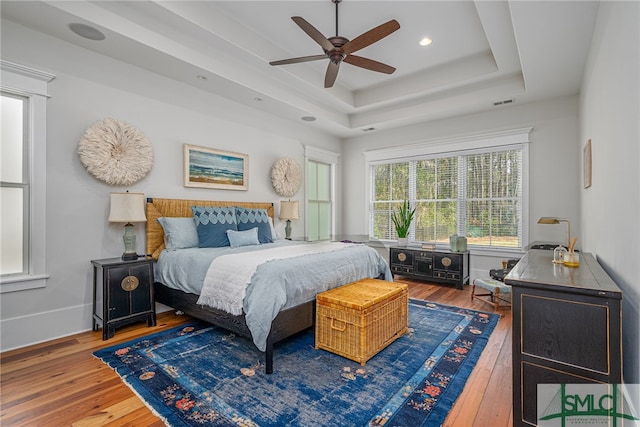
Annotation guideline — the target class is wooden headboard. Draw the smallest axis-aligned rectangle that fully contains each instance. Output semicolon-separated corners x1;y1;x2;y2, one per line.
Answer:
145;197;275;259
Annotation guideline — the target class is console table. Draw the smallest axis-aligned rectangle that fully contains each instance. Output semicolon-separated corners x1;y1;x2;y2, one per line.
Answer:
505;249;622;426
389;247;469;289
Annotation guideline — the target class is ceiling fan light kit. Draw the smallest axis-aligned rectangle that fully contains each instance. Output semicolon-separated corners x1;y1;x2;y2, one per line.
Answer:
269;0;400;88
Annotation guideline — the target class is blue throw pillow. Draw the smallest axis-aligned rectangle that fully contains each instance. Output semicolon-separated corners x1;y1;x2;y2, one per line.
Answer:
227;227;260;248
235;207;273;244
157;217;199;250
191;206;238;247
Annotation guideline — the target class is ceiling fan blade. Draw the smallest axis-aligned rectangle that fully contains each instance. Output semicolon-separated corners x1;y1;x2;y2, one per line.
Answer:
342;19;400;55
343;55;396;74
270;54;327;66
324;61;340;88
292;16;334;52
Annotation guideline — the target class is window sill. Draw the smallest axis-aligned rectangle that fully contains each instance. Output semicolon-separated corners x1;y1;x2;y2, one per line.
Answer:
468;247;525;258
0;274;49;293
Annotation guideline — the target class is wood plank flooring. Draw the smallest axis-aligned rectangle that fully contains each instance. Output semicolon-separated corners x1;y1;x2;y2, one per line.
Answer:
0;278;513;426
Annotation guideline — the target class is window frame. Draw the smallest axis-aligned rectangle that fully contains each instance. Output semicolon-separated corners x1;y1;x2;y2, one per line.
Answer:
364;128;531;252
1;92;30;276
0;61;54;293
305;145;339;241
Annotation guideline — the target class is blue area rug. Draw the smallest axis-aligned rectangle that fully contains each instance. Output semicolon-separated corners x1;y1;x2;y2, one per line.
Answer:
94;300;499;426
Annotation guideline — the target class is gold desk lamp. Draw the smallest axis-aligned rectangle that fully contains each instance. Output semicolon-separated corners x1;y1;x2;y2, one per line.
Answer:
538;217;578;265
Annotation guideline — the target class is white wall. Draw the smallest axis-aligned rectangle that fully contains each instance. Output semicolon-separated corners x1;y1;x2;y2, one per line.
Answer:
580;1;640;384
341;95;582;280
0;20;340;351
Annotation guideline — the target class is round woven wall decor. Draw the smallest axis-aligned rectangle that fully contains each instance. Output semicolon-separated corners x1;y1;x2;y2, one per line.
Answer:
78;118;153;186
271;157;302;197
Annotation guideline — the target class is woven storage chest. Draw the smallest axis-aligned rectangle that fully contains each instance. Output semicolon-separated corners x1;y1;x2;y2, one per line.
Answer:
315;279;408;365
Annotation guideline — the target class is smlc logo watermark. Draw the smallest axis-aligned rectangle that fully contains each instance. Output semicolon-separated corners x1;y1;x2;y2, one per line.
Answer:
538;384;640;426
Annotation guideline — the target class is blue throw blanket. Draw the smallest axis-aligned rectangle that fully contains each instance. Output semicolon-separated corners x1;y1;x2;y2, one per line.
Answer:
155;241;392;351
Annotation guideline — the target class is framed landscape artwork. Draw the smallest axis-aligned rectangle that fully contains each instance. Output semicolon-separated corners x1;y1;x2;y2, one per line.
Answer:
183;144;248;190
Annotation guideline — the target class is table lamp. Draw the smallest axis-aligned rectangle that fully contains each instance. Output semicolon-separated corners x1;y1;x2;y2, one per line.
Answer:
279;200;299;240
109;192;146;260
537;217;571;248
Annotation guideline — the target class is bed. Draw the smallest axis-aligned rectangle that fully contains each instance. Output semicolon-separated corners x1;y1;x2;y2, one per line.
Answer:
145;197;391;374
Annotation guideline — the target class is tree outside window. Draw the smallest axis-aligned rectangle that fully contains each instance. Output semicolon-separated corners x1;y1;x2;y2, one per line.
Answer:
370;148;522;249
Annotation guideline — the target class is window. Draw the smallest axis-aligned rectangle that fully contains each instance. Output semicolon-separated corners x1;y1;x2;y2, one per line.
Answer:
367;129;530;250
307;160;332;240
1;93;29;276
0;61;54;292
305;146;339;241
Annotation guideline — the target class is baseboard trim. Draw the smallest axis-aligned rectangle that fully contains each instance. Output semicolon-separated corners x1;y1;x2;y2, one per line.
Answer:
0;303;93;352
0;302;173;352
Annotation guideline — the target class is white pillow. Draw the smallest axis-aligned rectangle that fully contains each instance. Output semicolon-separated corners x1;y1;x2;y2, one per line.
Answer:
268;217;280;240
157;217;199;250
226;227;260;248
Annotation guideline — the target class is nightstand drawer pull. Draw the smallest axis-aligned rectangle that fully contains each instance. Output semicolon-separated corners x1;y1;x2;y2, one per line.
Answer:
121;275;139;291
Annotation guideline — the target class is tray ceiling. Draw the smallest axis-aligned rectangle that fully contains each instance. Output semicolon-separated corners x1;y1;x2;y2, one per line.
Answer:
1;1;599;137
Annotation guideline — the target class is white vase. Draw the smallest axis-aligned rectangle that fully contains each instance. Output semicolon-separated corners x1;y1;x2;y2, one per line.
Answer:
397;237;408;246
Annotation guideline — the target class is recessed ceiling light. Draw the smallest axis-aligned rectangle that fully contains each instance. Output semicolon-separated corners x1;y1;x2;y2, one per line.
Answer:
419;37;432;47
301;116;316;122
68;23;105;41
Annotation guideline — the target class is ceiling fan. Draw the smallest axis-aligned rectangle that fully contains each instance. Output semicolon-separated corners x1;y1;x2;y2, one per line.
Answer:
269;0;400;88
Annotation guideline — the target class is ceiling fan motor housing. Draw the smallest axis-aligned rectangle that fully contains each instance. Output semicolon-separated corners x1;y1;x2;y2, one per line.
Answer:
327;36;349;63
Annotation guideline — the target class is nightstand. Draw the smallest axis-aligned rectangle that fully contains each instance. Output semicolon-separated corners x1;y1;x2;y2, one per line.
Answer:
92;257;156;340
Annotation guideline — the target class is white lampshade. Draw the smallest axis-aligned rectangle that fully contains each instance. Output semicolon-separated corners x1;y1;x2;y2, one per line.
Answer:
279;200;299;220
108;192;146;223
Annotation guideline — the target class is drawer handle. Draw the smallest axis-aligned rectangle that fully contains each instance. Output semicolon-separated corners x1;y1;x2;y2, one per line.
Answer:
330;318;347;332
121;275;139;291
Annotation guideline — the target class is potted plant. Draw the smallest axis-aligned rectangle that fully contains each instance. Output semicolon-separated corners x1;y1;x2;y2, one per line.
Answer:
392;200;415;246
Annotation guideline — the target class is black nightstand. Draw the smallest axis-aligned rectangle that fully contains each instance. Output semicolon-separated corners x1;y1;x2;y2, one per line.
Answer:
92;257;156;340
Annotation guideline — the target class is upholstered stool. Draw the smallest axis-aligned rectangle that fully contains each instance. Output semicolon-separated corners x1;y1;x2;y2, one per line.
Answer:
472;278;512;310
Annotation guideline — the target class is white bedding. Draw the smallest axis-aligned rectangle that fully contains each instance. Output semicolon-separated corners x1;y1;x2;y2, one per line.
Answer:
197;241;358;315
155;240;392;351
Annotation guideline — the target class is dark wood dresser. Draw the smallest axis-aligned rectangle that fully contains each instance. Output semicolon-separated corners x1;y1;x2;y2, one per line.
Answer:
505;249;622;426
389;247;469;290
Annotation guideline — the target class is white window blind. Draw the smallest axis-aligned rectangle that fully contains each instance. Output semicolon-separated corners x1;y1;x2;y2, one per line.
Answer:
413;156;460;243
367;129;530;249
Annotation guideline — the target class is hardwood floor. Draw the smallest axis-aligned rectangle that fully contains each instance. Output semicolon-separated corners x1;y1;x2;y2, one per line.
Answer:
0;279;513;426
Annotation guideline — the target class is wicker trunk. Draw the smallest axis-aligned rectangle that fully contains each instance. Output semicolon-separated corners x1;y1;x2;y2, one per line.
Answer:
315;279;409;365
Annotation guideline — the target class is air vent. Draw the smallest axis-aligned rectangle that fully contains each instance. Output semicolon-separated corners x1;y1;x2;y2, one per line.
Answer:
493;99;515;106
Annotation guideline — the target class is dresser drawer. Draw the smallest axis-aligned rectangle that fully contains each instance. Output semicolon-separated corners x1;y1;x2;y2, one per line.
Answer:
391;264;413;274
